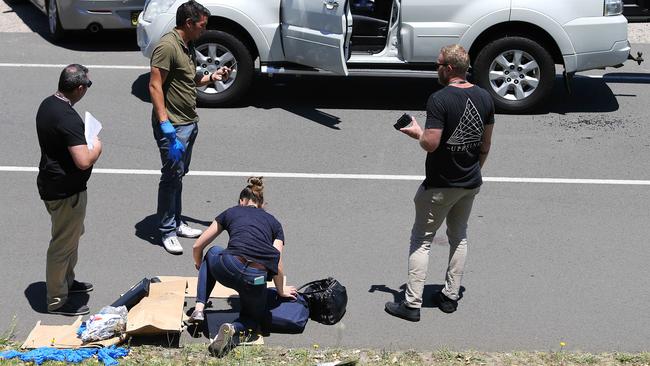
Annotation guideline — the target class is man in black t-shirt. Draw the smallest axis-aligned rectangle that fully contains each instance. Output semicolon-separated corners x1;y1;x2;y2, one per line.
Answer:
385;45;494;322
36;64;102;316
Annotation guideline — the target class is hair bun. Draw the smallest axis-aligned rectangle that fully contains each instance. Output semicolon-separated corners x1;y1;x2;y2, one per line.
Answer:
247;176;264;192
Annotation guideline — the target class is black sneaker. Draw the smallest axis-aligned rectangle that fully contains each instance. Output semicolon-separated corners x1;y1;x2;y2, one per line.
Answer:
48;301;90;316
69;280;93;294
384;301;420;322
433;291;458;313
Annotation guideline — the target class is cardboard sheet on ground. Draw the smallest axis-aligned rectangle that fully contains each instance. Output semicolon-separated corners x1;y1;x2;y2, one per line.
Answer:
126;280;186;335
157;276;285;298
21;317;122;349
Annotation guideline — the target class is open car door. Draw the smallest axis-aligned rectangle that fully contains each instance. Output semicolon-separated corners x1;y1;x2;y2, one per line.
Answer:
280;0;351;75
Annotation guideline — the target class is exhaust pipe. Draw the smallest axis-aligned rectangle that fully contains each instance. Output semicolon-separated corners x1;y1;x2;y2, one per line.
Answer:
87;23;102;33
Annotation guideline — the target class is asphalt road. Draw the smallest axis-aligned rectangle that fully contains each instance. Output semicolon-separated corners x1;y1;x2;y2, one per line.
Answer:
1;3;650;353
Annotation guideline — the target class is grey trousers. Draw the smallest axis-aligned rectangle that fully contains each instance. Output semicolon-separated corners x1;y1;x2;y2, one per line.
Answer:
43;191;87;311
405;184;480;308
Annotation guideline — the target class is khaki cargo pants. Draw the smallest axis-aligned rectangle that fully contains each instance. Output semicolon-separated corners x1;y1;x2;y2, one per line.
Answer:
405;184;480;308
43;191;86;311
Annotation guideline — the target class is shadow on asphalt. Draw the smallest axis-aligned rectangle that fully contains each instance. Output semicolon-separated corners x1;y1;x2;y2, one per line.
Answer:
369;283;465;309
131;73;623;122
24;282;90;314
1;0;139;51
134;214;212;247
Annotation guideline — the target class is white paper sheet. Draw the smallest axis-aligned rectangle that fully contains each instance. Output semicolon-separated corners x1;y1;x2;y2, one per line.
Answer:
84;112;102;150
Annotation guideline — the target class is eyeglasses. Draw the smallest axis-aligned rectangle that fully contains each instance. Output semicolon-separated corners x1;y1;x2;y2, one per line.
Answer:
435;62;450;69
85;80;92;88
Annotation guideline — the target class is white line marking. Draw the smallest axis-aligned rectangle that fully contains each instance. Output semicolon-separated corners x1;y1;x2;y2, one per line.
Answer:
0;63;149;70
1;166;649;185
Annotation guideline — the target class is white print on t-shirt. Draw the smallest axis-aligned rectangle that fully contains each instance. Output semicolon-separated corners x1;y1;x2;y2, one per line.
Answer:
447;98;484;152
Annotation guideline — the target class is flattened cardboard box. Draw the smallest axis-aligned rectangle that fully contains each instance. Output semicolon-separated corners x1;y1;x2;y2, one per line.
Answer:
125;279;186;335
21;316;122;349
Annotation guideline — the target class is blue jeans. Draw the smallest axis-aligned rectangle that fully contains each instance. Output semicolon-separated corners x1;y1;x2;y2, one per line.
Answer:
197;246;269;337
152;121;198;239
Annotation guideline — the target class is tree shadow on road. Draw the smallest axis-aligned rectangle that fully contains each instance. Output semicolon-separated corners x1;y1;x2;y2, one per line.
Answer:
368;283;464;309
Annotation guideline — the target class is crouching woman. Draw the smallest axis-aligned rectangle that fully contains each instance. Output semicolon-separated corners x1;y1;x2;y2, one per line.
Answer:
191;177;297;357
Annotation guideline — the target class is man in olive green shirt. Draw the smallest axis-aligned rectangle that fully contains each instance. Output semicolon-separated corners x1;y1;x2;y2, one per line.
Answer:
149;0;230;254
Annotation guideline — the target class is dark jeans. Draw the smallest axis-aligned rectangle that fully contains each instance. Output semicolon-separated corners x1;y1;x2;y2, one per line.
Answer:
152;121;198;239
197;246;269;337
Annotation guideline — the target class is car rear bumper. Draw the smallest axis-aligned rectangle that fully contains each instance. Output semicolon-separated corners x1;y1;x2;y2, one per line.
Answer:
58;0;145;30
562;15;630;72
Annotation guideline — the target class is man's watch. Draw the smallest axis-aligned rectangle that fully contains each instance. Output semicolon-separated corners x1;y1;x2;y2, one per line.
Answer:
209;73;215;82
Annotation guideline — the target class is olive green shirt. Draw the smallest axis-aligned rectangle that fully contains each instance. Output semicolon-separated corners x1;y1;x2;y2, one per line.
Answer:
151;28;199;125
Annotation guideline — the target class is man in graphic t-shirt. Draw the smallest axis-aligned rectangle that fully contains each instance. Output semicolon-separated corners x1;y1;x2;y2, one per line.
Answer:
36;64;102;316
385;45;495;322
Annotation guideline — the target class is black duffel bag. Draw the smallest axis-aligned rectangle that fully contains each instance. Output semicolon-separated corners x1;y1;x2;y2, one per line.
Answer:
298;277;347;325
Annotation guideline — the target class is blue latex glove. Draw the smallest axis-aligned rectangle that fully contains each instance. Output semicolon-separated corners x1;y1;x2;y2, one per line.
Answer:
168;138;185;162
159;120;176;141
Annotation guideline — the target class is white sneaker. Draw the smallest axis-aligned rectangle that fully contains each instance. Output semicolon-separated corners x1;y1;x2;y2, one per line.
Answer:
176;223;203;238
162;236;183;254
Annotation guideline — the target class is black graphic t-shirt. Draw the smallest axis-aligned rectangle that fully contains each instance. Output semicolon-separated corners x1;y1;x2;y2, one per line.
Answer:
424;85;495;189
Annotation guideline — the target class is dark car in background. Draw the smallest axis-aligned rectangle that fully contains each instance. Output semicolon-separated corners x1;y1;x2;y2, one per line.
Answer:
624;0;650;22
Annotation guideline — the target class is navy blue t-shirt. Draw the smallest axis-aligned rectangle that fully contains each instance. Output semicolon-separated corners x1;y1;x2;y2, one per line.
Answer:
216;205;284;275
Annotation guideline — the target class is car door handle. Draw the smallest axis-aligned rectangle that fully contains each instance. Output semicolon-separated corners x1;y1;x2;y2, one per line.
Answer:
324;0;339;10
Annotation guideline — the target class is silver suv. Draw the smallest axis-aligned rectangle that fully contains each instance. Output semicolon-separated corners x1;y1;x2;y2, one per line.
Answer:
138;0;634;112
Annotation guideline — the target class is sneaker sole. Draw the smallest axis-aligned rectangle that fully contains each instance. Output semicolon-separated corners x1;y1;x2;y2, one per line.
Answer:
176;233;202;238
48;309;90;316
209;324;234;357
69;287;93;294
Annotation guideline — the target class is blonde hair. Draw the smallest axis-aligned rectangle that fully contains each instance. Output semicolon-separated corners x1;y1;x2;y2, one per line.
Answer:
440;44;470;74
239;176;264;205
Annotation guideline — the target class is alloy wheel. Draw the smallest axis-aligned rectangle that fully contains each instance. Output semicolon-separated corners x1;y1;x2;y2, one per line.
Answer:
195;43;238;94
487;49;540;101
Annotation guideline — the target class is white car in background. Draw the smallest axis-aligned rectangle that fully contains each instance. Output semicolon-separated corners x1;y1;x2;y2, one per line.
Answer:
137;0;640;112
28;0;145;40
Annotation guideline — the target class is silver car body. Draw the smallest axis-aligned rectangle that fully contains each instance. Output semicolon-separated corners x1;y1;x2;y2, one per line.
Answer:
30;0;145;30
137;0;632;111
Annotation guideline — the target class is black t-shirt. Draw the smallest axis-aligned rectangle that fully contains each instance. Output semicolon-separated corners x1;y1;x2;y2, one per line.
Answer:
216;205;285;276
424;85;495;188
36;95;92;201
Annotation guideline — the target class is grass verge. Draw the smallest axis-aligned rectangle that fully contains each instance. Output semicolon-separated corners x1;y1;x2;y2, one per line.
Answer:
1;341;650;366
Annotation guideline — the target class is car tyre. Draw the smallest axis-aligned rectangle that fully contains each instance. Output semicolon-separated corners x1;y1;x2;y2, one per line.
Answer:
474;36;555;113
194;30;254;107
47;0;66;41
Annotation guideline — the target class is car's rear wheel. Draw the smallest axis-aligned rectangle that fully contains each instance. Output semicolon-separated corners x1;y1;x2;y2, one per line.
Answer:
194;30;254;106
47;0;65;41
474;36;555;113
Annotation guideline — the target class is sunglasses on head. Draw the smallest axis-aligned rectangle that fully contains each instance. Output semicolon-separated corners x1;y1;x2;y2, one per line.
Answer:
83;80;92;88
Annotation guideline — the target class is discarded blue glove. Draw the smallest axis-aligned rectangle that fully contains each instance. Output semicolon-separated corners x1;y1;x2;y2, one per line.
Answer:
0;346;129;366
168;138;185;162
159;120;176;141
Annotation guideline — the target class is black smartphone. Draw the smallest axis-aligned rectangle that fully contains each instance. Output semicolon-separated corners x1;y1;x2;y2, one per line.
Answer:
393;113;412;130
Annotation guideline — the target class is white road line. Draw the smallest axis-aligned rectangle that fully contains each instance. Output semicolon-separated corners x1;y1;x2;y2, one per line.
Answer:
0;63;149;70
1;166;649;185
